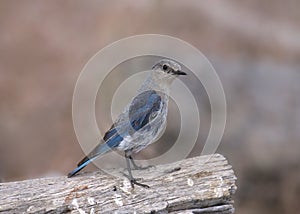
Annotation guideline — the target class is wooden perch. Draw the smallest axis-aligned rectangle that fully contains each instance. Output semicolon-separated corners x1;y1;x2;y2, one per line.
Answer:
0;154;237;213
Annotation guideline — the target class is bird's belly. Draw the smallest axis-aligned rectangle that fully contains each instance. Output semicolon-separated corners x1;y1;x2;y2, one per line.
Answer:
117;116;166;153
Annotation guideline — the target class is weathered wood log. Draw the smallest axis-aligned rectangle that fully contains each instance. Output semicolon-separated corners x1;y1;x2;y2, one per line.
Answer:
0;154;236;213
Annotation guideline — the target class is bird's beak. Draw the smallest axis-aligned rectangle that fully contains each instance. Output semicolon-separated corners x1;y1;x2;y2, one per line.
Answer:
174;70;187;75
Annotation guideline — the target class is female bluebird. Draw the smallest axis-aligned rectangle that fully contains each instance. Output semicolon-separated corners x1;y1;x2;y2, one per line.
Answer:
68;59;186;188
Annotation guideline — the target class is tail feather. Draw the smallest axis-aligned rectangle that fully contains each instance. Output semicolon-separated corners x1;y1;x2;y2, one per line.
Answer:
67;158;94;177
77;143;112;167
67;143;112;177
77;156;90;167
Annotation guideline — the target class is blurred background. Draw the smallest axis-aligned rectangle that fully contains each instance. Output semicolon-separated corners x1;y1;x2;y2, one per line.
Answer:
1;0;300;213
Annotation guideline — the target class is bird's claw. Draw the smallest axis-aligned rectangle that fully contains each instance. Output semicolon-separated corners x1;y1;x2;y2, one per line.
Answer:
130;179;150;188
121;172;150;188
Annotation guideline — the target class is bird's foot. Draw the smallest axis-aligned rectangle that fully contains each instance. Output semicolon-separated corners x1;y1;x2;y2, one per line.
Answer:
130;179;150;189
121;172;150;188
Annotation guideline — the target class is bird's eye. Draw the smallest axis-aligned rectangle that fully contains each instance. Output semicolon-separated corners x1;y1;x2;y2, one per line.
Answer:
162;64;168;71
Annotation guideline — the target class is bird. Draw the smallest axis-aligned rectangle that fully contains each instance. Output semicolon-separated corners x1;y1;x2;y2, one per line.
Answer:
68;59;186;188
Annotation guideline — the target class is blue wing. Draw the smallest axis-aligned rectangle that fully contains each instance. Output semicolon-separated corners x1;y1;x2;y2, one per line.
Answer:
68;90;161;177
129;90;162;131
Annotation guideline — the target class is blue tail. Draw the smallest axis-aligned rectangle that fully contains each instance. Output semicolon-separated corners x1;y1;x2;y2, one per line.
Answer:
67;157;95;177
67;129;124;178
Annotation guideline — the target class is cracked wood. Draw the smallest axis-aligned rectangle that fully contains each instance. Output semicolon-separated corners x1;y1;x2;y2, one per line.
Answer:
0;154;237;213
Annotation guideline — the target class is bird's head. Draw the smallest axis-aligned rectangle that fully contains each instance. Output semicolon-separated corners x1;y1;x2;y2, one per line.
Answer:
152;59;186;82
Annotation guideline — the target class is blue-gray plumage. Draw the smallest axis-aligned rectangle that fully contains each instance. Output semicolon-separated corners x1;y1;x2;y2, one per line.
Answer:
68;59;186;188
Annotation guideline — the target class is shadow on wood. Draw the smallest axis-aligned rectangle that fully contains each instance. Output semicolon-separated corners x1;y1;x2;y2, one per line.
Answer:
0;154;237;213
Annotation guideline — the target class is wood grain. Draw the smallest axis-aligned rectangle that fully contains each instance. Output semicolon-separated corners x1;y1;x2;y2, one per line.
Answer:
0;154;237;213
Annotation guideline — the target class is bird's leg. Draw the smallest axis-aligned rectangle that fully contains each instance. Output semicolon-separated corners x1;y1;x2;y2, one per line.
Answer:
125;152;149;188
129;155;154;170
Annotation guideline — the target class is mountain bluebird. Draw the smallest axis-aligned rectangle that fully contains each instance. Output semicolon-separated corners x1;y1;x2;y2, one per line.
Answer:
68;59;186;188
